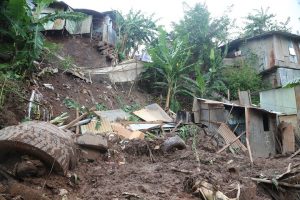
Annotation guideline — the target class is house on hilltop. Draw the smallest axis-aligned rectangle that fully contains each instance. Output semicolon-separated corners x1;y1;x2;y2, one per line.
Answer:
222;31;300;88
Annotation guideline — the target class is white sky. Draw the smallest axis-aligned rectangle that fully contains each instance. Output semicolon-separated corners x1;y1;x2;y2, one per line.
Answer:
63;0;300;34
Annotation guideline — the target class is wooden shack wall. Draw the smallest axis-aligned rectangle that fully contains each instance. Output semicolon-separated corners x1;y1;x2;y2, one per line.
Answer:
247;108;276;158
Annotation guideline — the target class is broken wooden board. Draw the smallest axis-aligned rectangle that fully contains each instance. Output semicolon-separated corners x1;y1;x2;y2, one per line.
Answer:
80;118;113;135
217;123;247;152
133;103;173;122
111;123;144;140
94;109;130;122
279;122;295;154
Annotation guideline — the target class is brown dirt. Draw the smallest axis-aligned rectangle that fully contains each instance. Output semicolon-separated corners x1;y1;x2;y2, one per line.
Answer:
46;34;110;69
38;71;151;123
0;130;297;200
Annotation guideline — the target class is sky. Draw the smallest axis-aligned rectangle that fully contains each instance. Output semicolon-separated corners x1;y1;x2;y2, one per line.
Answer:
63;0;300;34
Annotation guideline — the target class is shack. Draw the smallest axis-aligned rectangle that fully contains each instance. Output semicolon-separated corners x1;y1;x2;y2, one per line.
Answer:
221;31;300;88
193;98;277;158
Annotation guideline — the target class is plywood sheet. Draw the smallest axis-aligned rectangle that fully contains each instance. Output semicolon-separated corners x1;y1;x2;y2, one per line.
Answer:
133;103;173;122
111;123;145;140
217;123;247;152
280;122;295;154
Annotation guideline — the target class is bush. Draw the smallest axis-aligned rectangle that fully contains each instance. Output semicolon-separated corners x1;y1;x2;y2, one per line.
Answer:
222;65;262;100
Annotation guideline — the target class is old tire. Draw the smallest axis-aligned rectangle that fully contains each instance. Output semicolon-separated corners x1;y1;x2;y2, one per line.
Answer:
161;135;186;152
0;121;76;175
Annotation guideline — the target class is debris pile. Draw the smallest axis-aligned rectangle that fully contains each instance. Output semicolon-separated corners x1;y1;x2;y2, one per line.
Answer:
97;41;117;62
1;96;300;199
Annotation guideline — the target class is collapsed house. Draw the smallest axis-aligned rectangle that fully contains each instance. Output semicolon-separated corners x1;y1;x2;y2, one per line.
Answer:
193;98;279;159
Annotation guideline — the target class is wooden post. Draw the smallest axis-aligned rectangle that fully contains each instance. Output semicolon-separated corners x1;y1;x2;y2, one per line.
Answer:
245;106;254;166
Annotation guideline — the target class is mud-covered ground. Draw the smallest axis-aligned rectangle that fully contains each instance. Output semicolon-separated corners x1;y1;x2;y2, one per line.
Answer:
0;129;297;200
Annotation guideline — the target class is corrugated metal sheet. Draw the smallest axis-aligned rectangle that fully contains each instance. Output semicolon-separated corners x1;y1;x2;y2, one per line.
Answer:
81;119;113;135
66;15;93;34
217;123;247;152
278;68;300;86
260;87;297;114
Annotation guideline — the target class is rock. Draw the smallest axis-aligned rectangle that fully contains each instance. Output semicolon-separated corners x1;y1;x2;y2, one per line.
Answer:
161;135;186;152
79;147;102;162
59;189;68;196
76;134;108;151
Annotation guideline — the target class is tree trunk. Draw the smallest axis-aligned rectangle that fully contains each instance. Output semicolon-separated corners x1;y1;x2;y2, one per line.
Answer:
165;86;171;110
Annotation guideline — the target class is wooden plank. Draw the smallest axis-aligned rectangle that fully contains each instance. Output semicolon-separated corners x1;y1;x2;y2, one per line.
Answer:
111;123;145;140
133;103;173;122
246;137;254;166
217;123;247;151
280;122;295;154
192;98;201;123
238;90;251;106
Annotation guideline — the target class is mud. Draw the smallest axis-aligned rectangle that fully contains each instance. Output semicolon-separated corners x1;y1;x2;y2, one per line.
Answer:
0;131;296;200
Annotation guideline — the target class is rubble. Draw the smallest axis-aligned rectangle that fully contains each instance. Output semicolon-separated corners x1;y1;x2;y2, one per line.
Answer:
75;134;108;151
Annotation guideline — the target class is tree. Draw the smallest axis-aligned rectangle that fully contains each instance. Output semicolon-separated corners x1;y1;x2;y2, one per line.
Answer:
144;29;198;111
243;7;291;37
173;3;232;70
115;9;157;61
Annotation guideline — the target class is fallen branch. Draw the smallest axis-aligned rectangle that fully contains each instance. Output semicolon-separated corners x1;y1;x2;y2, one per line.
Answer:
288;148;300;159
168;120;182;136
171;167;192;174
63;107;95;130
217;131;246;154
146;142;155;163
75;108;80;135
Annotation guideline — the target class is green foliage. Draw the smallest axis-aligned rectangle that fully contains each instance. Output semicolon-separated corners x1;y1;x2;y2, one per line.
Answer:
116;9;157;60
243;7;291;37
60;55;74;70
63;98;83;110
177;124;198;141
0;0;86;76
173;3;232;68
95;103;107;111
145;28;198;111
222;65;262;100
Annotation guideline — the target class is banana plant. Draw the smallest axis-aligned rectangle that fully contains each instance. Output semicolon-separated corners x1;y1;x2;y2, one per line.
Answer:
146;28;198;111
115;9;157;60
